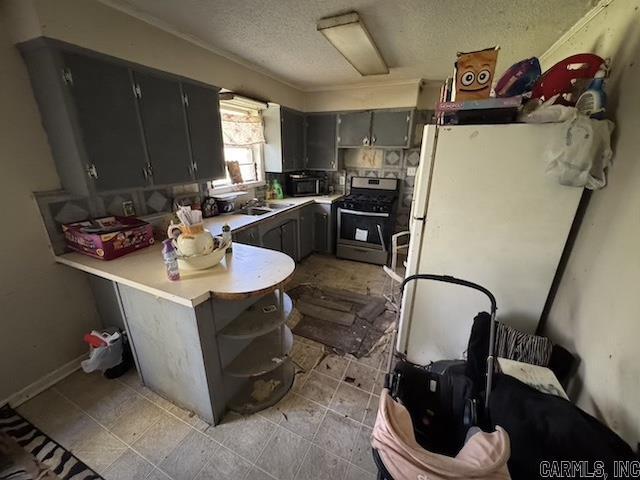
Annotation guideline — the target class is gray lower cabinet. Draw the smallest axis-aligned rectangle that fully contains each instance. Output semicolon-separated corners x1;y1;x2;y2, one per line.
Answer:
233;225;260;246
298;206;314;259
133;71;193;185
313;203;335;254
182;83;226;181
262;225;282;252
337;111;372;147
62;51;149;191
281;220;298;260
232;204;334;260
370;109;414;148
305;113;337;170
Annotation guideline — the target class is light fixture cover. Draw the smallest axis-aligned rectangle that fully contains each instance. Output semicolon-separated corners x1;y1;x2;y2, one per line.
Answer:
317;12;389;76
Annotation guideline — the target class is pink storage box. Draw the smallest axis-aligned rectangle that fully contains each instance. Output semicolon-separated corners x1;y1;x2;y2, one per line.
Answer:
63;216;154;260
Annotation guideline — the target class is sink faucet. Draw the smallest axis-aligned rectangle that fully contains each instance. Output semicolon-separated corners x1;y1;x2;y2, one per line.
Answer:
245;197;264;208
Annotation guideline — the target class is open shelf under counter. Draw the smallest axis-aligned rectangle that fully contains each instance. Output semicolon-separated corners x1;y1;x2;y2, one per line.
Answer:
228;361;295;415
224;326;293;378
219;292;293;340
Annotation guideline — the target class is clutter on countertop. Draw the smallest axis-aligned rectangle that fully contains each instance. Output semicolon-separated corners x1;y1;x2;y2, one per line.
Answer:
63;216;154;260
222;223;233;254
167;206;229;271
213;191;248;213
201;196;219;218
162;238;180;281
267;178;285;200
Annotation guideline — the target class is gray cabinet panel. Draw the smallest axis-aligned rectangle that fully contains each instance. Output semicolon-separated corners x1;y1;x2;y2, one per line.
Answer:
134;71;193;185
337;111;372;147
371;110;413;148
306;114;337;170
281;108;304;171
262;226;282;252
183;83;225;181
281;220;298;260
63;52;148;191
299;207;314;259
313;203;335;254
234;226;260;246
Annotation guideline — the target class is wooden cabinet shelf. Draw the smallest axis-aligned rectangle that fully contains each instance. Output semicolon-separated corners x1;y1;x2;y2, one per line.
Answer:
220;292;293;340
224;326;293;378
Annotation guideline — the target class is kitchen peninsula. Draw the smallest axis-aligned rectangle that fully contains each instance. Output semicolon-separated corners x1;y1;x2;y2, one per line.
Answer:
57;242;296;425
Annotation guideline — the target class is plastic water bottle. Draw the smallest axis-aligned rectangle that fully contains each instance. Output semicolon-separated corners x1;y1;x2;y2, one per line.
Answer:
162;239;180;281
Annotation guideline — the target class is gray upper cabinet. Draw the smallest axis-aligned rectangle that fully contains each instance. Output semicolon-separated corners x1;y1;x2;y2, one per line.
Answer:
305;113;337;170
62;52;148;191
133;71;193;185
20;38;228;197
337;111;372;147
264;105;304;173
370;110;414;148
337;109;414;149
281;108;305;171
182;83;226;181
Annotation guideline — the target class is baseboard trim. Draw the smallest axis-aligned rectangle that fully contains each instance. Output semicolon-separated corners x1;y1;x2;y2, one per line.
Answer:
1;354;87;408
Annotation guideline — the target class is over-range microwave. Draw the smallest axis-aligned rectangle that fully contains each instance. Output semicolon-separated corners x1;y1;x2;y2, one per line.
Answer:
286;174;327;197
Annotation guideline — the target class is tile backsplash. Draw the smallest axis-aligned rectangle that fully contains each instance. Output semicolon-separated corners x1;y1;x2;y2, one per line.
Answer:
341;148;420;233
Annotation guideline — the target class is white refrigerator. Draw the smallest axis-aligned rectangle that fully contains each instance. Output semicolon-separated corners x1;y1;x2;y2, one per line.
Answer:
397;124;583;366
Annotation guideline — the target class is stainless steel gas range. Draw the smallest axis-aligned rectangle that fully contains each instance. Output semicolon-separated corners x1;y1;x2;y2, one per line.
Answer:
336;177;399;265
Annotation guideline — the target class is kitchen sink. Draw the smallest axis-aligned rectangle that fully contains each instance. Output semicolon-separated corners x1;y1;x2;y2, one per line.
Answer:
237;207;271;216
266;203;294;209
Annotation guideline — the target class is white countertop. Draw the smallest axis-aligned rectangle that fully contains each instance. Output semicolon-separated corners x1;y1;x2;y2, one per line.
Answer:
203;194;344;235
56;243;295;307
55;195;341;307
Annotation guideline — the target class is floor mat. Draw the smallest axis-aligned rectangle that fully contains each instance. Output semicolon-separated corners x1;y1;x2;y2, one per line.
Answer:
0;404;103;480
289;284;395;357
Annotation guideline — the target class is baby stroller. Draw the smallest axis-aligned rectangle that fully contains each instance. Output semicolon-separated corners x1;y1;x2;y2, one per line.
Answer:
371;274;511;480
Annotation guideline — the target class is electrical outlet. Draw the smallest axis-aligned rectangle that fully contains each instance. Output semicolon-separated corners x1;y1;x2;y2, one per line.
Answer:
339;175;345;185
406;167;417;177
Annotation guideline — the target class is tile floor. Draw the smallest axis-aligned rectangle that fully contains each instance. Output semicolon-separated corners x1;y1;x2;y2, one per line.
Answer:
17;255;392;480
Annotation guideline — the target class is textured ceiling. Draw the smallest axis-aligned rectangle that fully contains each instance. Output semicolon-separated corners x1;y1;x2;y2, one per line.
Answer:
103;0;594;90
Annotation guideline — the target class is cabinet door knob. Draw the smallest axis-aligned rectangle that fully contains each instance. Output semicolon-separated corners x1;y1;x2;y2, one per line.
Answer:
372;135;377;144
362;136;370;146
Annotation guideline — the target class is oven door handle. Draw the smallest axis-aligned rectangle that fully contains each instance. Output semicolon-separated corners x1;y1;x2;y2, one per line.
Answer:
376;224;387;252
338;208;390;218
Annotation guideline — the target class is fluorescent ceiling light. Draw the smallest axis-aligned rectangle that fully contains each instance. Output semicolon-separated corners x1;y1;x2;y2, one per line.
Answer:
317;12;389;76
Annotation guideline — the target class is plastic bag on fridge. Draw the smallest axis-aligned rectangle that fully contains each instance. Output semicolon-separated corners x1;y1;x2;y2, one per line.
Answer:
544;113;615;190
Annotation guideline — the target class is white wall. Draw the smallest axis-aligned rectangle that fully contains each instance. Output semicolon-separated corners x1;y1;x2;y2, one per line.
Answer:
0;6;101;402
542;0;640;445
304;80;422;112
